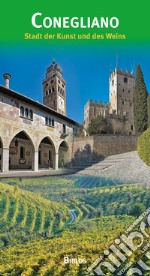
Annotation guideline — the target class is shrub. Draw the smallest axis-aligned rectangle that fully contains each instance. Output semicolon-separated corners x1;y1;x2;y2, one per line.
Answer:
138;127;150;166
129;203;145;217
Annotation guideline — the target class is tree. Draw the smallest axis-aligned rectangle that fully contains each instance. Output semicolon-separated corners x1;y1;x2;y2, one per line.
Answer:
147;94;150;127
129;203;145;217
134;65;148;134
87;114;107;135
75;125;86;137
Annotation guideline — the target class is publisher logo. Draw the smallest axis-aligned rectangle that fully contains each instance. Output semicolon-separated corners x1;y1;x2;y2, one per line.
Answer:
87;207;150;275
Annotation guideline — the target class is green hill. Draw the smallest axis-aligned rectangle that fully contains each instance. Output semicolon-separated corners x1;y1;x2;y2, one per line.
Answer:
0;182;70;246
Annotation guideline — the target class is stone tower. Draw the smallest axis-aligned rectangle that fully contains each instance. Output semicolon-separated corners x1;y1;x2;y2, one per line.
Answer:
109;68;135;133
43;60;66;116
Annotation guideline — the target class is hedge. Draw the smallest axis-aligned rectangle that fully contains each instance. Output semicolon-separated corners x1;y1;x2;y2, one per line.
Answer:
138;127;150;166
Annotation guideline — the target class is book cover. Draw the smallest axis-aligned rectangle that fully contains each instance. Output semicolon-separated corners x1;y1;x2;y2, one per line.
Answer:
0;0;150;275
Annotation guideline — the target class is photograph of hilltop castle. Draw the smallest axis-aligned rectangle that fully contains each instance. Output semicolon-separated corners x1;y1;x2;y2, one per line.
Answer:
0;58;149;175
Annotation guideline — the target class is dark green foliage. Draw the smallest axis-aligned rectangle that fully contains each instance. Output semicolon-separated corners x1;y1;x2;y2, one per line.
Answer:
129;203;145;217
138;127;150;166
134;65;148;133
87;114;107;135
147;94;150;127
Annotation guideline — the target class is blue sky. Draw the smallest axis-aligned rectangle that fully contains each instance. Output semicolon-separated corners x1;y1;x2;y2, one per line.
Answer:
0;44;150;123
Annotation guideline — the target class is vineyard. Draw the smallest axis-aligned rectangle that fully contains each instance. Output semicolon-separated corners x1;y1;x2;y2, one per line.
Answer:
0;175;149;275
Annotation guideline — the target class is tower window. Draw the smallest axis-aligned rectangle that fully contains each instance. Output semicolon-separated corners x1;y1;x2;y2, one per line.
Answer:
52;87;55;92
51;79;54;84
131;125;133;131
122;100;124;105
46;91;49;96
112;80;114;86
128;90;130;93
49;89;51;94
124;77;128;83
123;89;124;92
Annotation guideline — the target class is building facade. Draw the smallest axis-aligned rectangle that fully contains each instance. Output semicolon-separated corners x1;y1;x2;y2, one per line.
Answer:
84;67;135;135
0;61;79;173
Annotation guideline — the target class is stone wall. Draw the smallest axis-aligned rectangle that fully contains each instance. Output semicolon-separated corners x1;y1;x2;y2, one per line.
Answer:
72;135;138;164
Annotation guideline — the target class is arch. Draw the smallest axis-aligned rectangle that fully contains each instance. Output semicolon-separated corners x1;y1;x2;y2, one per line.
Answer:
58;141;70;168
38;136;56;169
9;131;34;170
0;137;3;171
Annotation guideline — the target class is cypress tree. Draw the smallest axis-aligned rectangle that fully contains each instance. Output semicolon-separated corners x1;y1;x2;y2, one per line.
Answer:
147;94;150;127
134;65;148;133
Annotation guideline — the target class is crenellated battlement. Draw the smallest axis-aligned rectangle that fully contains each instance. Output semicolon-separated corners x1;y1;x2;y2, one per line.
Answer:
87;99;108;108
110;67;134;79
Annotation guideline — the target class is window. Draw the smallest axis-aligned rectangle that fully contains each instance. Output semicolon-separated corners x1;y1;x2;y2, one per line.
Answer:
45;116;55;127
131;125;134;131
25;108;28;118
122;100;124;105
49;89;51;94
20;146;25;159
128;90;130;93
49;117;52;126
20;105;33;120
123;89;124;92
29;109;33;120
20;106;24;117
52;119;54;127
124;77;128;83
63;124;66;134
130;102;132;107
112;80;114;86
52;87;55;92
45;117;48;125
46;91;49;96
51;79;54;84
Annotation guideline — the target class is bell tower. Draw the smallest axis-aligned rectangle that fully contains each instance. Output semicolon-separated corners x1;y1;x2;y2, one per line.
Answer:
43;60;66;116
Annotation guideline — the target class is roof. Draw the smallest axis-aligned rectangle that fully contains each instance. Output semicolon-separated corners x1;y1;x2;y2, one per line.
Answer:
0;85;80;126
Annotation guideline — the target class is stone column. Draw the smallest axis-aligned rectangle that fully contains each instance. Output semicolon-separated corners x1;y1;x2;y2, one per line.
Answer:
54;152;59;170
2;148;9;173
33;150;39;171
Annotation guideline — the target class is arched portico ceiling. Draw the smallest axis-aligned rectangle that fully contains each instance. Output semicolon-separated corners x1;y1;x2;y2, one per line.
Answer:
38;136;56;151
40;137;53;145
59;141;69;150
9;131;35;148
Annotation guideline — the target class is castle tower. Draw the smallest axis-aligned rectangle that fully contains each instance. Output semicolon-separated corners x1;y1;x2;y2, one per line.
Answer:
42;60;66;116
109;68;135;133
109;68;135;115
